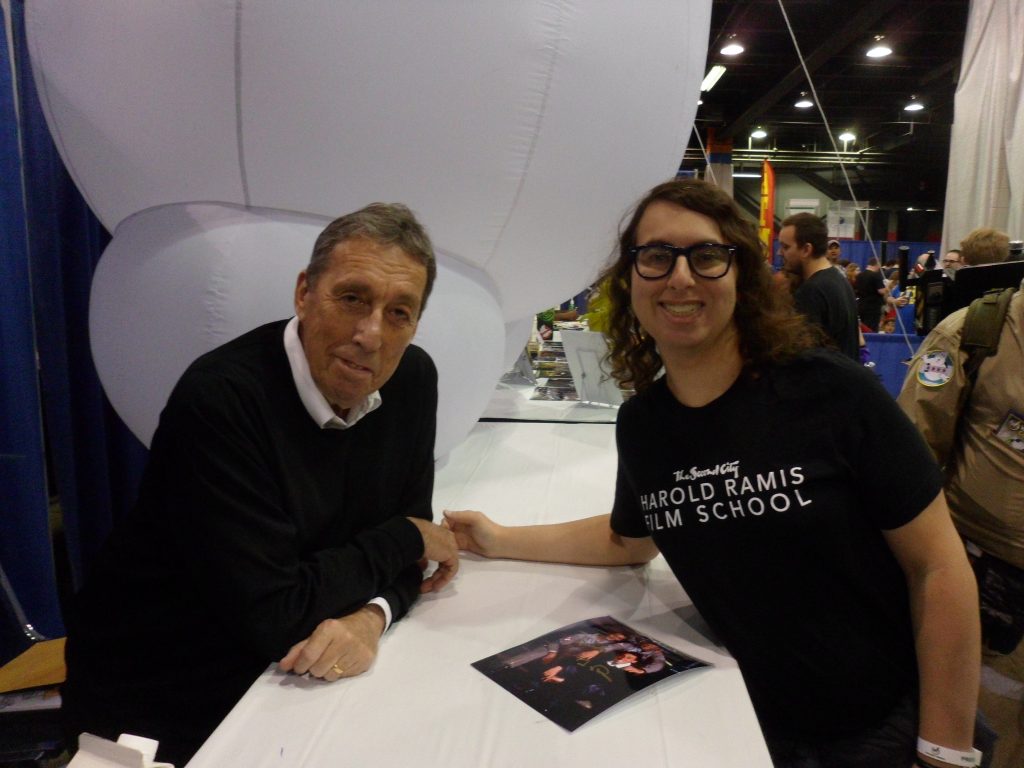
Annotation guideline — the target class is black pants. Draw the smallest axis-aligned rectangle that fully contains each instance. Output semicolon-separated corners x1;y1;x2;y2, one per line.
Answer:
762;694;917;768
763;695;998;768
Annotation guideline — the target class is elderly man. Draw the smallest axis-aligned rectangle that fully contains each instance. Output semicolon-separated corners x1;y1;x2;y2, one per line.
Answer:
62;203;458;765
778;213;860;360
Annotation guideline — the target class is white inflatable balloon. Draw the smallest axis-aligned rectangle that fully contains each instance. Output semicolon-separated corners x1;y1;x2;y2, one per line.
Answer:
90;203;505;456
27;1;710;453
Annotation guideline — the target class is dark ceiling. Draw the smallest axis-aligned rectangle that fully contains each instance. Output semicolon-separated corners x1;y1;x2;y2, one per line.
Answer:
684;0;971;212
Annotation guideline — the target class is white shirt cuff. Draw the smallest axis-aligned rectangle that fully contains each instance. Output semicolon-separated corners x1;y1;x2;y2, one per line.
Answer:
367;597;393;633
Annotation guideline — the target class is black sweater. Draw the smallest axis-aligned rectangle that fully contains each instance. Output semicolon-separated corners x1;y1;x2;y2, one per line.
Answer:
63;320;437;762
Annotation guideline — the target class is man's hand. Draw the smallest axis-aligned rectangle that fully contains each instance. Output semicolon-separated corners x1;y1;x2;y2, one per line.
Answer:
443;509;502;557
277;604;385;681
406;517;459;593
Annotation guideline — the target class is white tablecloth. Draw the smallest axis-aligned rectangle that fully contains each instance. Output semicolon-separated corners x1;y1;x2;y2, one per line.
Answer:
481;382;618;423
187;422;772;767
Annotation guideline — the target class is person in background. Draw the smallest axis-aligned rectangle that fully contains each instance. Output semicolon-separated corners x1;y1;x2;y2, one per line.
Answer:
827;238;843;269
537;289;592;336
62;203;459;765
961;229;1010;267
884;265;915;334
845;261;860;288
855;257;888;332
943;249;964;274
777;212;860;361
559;287;592;320
536;307;556;339
448;178;981;768
898;278;1024;768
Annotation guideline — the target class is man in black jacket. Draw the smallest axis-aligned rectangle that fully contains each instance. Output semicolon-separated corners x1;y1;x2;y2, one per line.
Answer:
62;203;458;765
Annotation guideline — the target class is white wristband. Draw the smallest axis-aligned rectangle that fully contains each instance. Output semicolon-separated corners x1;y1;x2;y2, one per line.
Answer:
916;737;981;766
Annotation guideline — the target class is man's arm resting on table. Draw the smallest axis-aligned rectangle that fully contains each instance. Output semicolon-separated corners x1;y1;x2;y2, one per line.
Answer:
276;516;458;680
278;603;386;680
444;510;657;566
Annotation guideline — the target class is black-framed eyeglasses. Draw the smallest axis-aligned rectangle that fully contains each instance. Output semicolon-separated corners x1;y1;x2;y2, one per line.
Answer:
630;242;737;280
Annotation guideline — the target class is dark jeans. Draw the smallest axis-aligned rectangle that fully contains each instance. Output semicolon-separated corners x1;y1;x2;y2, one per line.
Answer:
763;695;998;768
763;695;918;768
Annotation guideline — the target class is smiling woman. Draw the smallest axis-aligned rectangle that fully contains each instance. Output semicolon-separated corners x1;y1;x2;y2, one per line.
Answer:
596;179;816;395
447;178;983;768
626;201;741;394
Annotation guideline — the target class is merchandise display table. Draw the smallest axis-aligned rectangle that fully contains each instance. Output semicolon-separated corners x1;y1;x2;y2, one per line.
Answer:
187;422;771;767
482;382;618;423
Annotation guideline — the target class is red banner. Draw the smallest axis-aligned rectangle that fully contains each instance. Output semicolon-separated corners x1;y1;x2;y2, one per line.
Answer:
757;160;775;260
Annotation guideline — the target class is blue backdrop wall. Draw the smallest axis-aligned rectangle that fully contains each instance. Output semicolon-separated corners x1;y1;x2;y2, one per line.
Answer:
1;2;147;660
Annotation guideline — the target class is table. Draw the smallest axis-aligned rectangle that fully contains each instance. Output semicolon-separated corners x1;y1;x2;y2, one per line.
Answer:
0;638;65;693
187;422;772;767
481;382;618;423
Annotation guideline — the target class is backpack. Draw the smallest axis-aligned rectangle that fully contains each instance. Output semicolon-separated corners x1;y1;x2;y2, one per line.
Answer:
959;286;1015;388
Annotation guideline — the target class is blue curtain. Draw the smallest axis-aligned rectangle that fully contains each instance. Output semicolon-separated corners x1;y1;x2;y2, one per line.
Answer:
1;3;58;647
1;2;148;649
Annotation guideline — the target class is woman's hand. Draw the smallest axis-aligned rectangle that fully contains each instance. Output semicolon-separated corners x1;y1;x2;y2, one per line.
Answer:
443;509;504;558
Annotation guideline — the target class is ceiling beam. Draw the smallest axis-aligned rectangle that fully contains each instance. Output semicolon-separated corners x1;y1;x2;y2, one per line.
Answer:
794;170;847;201
720;0;905;140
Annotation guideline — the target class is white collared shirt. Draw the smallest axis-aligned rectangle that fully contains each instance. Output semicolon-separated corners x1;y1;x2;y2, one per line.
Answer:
282;316;393;630
283;316;381;429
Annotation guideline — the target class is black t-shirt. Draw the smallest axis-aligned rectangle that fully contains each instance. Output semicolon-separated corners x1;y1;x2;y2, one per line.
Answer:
610;351;943;739
793;267;860;361
855;268;885;314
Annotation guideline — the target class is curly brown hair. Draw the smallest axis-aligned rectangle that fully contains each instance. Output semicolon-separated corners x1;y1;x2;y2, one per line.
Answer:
595;179;820;392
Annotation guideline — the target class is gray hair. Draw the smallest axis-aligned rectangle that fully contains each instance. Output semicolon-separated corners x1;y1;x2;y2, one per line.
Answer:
306;202;437;313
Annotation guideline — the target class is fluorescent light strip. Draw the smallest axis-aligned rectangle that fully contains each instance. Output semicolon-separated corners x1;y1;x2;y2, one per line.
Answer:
701;65;727;92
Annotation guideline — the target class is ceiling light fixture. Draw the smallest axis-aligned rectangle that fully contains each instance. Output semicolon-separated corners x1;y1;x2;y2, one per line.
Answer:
794;92;813;109
701;65;727;92
904;95;924;112
720;35;744;56
750;127;767;139
866;35;892;58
